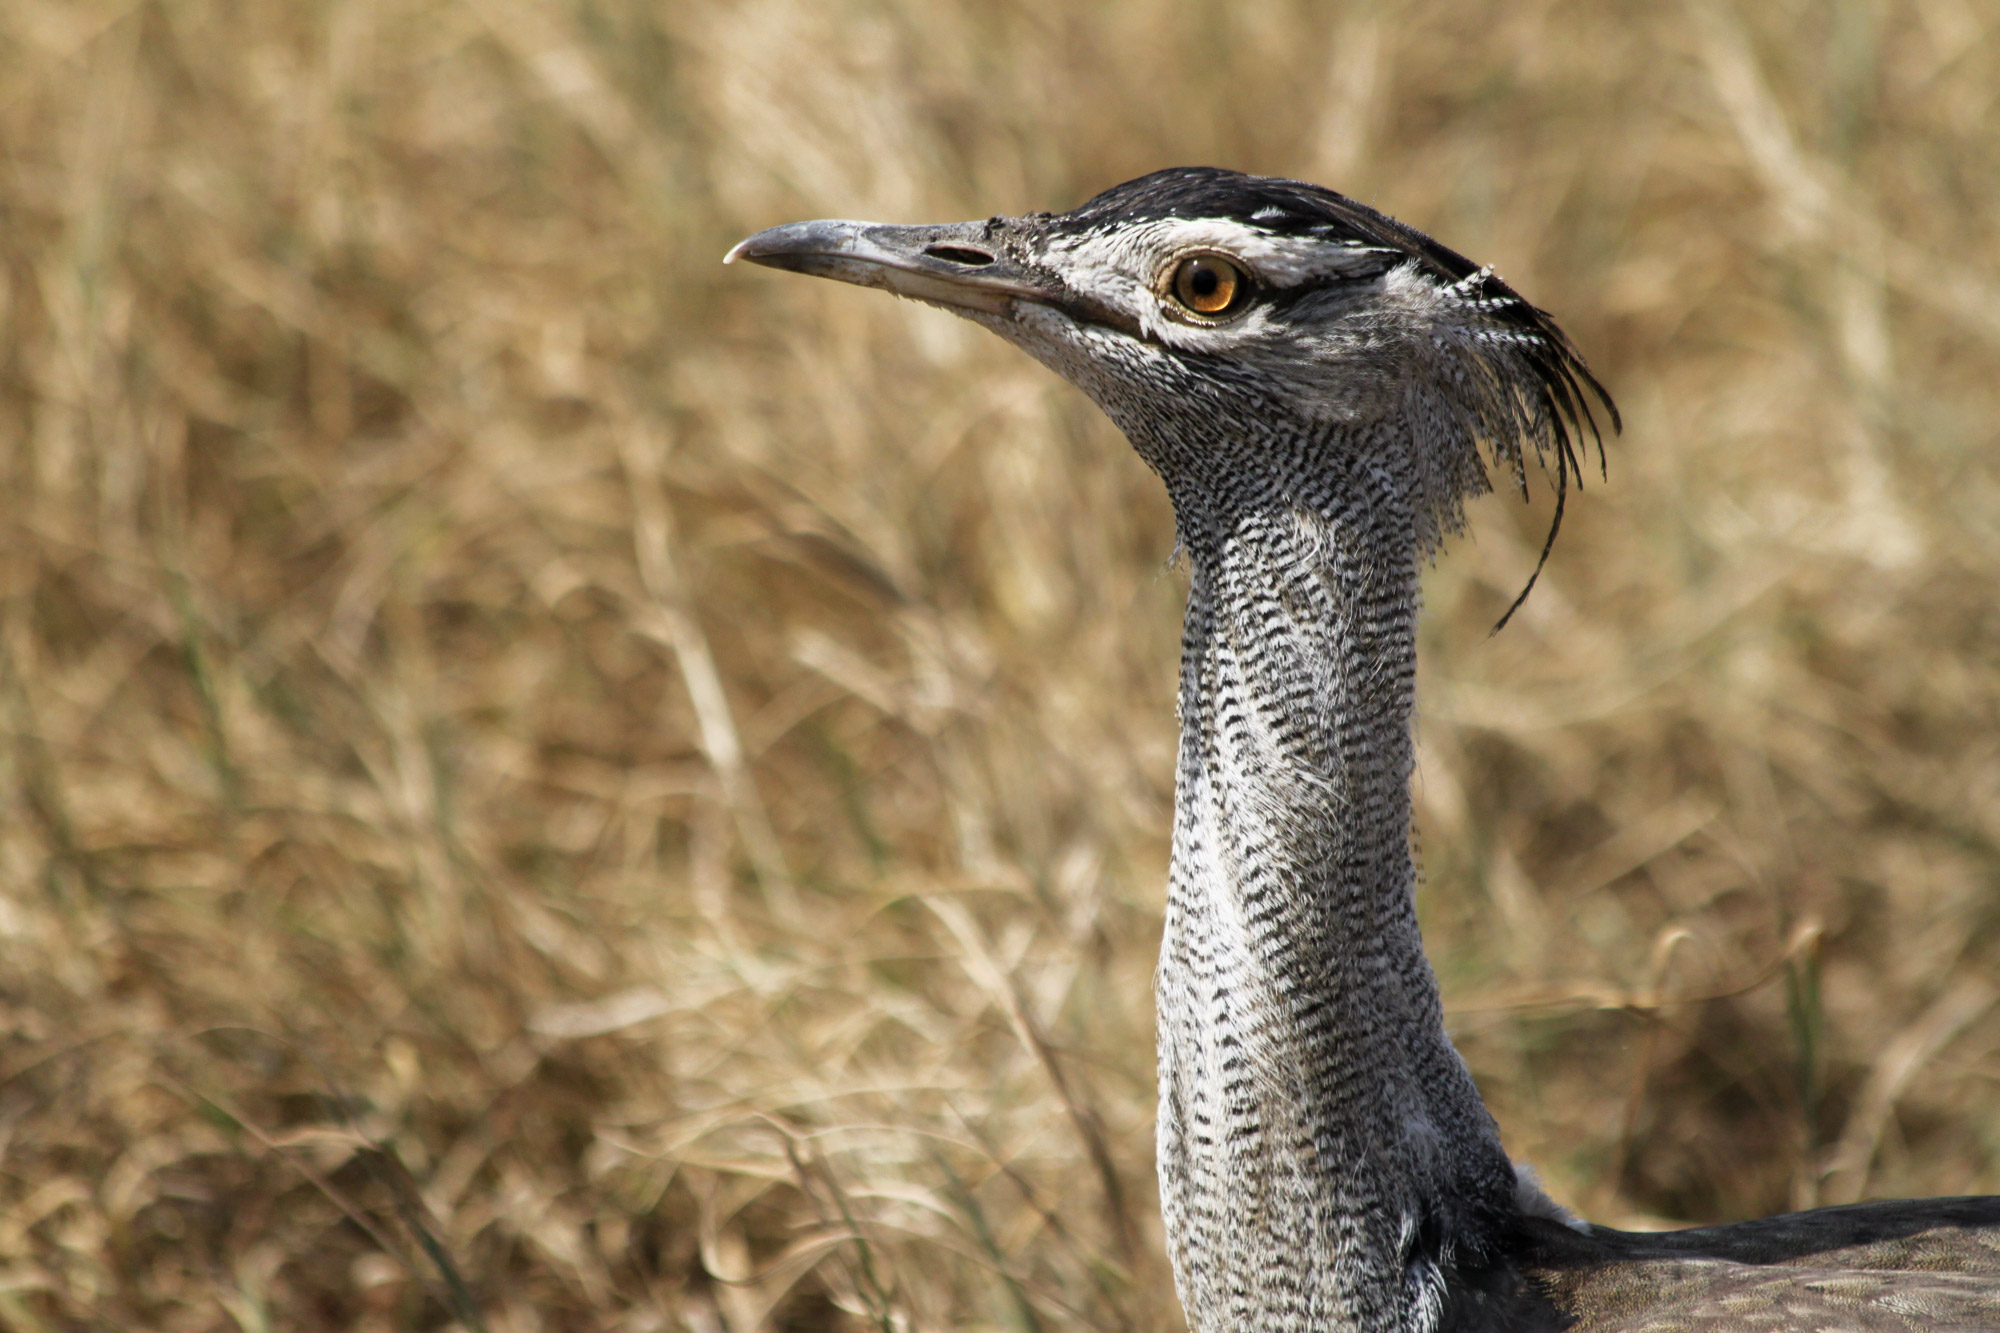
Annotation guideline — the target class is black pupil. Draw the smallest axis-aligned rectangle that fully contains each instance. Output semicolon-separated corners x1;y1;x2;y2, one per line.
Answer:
1191;265;1218;296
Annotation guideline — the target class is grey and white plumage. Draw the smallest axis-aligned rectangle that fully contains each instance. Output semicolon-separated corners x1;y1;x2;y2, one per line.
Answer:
728;167;2000;1333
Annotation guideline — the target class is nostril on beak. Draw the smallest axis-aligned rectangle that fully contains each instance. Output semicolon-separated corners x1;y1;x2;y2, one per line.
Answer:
923;244;995;267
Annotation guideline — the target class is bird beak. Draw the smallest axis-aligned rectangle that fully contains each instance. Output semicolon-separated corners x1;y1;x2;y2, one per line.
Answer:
725;219;1052;316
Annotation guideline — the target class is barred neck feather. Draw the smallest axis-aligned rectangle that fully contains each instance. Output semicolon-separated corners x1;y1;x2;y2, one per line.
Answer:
736;165;2000;1333
1147;408;1526;1333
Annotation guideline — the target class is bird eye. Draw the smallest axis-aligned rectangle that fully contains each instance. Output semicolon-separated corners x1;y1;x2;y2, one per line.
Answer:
1168;253;1247;318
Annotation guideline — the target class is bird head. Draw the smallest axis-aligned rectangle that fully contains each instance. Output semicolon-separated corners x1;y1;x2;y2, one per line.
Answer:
730;167;1615;603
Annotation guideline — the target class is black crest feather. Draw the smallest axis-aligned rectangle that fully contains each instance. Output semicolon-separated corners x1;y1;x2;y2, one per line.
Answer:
1061;168;1619;627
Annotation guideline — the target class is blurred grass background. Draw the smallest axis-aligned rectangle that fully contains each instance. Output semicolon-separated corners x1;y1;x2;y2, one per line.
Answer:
2;0;1998;1328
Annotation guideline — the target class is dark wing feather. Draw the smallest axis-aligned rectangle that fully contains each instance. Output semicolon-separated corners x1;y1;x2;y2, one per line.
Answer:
1513;1198;2000;1331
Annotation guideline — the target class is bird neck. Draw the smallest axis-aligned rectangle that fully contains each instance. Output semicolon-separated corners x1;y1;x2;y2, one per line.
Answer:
1153;440;1519;1332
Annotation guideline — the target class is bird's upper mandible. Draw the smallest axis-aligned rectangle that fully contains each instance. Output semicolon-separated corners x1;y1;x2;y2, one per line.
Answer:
731;166;1617;607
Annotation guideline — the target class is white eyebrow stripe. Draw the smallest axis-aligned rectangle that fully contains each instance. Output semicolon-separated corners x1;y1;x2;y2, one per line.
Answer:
1050;217;1396;279
1128;219;1397;284
1040;216;1412;338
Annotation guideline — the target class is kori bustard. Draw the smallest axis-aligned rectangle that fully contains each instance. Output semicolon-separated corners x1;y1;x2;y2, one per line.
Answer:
728;168;2000;1332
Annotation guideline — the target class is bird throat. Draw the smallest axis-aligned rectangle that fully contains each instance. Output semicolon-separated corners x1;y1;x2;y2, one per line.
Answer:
1153;444;1518;1332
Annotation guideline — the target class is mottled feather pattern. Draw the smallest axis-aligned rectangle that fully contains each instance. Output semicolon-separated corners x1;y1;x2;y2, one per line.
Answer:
1525;1201;2000;1330
736;166;2000;1332
964;169;2000;1332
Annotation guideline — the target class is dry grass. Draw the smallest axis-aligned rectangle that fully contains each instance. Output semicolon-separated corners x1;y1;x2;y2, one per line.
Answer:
2;0;1998;1328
